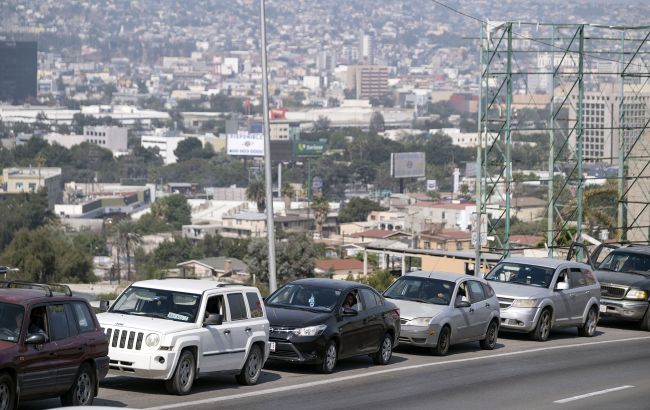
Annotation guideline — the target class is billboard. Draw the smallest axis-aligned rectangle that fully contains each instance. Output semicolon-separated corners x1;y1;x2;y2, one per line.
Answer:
390;152;425;178
426;179;438;191
294;141;326;157
227;131;264;156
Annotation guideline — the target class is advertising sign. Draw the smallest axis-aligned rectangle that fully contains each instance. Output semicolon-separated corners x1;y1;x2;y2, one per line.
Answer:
294;141;326;157
426;179;438;191
227;131;264;156
390;152;426;178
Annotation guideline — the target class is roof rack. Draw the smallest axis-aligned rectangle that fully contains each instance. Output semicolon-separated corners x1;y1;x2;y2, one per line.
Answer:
215;283;242;287
0;281;72;297
158;275;200;280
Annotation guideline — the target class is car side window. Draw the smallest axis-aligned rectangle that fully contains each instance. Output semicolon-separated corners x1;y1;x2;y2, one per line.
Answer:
556;269;570;288
205;295;226;322
47;304;71;341
569;268;587;288
72;302;96;333
481;282;495;298
467;280;486;302
581;269;597;286
360;288;379;310
29;305;49;340
245;292;264;318
455;282;469;304
227;293;249;321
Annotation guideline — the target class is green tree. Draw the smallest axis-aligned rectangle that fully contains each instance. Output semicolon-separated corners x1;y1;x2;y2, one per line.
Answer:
173;137;213;162
246;179;266;213
369;111;385;134
150;194;192;230
246;233;319;286
313;116;331;131
358;269;395;292
281;182;294;212
114;219;143;281
338;197;386;223
310;193;330;237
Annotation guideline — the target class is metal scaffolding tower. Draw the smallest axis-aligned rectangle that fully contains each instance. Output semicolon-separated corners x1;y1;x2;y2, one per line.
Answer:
476;22;650;267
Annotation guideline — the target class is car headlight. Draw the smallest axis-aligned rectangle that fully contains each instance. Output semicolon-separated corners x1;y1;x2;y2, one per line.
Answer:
625;288;648;300
145;333;160;347
292;324;327;337
407;317;433;327
511;299;539;308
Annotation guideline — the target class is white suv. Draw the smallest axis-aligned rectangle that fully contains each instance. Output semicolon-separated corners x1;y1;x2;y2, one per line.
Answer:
97;279;269;395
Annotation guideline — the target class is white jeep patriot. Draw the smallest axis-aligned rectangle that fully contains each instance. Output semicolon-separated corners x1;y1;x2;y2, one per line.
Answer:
97;279;269;394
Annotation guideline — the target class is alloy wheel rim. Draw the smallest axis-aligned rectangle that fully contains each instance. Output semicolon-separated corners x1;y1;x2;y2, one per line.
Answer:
541;313;551;339
326;344;336;370
588;310;597;334
180;358;192;386
381;337;392;362
247;351;260;379
441;329;449;351
488;323;497;346
76;373;92;404
0;383;8;410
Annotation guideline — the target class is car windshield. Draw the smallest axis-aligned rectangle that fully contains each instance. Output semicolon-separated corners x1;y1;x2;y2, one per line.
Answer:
598;252;650;275
110;286;201;323
384;276;454;306
0;302;25;343
266;284;340;312
485;263;555;288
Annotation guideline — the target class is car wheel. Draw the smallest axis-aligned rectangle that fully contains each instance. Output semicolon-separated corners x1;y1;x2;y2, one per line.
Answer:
640;307;650;331
432;326;451;356
480;320;498;350
0;372;16;410
531;309;552;342
60;363;95;407
318;340;338;374
578;306;598;337
371;333;393;365
236;344;262;386
165;350;196;395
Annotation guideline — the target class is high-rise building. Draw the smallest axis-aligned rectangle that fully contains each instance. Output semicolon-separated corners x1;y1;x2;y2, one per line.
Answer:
0;41;37;104
359;32;375;65
346;65;389;99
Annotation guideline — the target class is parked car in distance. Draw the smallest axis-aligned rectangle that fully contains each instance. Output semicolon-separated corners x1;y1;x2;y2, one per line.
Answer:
97;279;269;395
265;278;400;373
591;244;650;330
383;271;500;356
0;281;109;409
485;257;600;341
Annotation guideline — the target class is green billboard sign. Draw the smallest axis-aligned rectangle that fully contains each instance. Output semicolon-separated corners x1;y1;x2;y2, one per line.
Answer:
294;141;326;157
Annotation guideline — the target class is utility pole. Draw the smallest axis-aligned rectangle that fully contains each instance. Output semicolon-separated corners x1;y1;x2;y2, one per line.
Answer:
260;0;277;292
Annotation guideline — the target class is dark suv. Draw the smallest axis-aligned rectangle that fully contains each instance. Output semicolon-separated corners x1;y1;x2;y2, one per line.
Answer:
0;282;109;409
589;245;650;330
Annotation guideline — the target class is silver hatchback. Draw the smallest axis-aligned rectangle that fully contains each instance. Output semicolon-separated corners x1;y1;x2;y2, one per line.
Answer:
485;257;600;341
384;271;500;356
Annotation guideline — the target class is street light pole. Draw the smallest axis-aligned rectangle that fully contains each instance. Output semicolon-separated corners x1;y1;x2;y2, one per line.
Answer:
260;0;277;292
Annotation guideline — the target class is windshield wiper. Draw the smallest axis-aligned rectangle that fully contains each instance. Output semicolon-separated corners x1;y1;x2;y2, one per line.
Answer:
384;295;404;300
110;309;131;315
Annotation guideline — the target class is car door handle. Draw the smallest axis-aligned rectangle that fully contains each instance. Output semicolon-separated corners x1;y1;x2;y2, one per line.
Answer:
485;303;491;308
469;308;474;313
223;329;231;335
245;327;252;332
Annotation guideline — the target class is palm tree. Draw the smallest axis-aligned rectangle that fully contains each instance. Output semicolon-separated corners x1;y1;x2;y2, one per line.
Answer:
281;182;294;213
311;193;330;238
246;179;266;213
114;219;143;282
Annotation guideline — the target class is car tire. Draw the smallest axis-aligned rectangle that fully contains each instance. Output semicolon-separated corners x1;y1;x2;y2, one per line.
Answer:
578;306;598;337
480;319;498;350
318;340;338;374
371;333;393;365
0;372;17;410
60;363;95;407
432;326;451;356
165;350;196;395
236;344;262;386
531;309;552;342
640;307;650;331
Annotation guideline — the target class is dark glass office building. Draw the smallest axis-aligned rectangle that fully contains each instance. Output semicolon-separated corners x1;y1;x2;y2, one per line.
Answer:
0;41;37;104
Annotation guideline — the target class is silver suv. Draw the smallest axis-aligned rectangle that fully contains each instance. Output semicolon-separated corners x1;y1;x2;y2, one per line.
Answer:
485;257;600;341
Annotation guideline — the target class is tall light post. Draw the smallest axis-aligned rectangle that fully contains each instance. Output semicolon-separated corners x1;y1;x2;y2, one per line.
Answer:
260;0;277;292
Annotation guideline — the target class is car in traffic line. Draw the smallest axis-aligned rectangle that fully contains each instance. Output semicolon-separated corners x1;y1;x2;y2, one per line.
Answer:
383;271;500;355
265;278;400;373
0;281;109;409
97;279;269;395
485;257;601;341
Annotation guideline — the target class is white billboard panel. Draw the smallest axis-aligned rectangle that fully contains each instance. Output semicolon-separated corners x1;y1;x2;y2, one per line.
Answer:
227;131;264;156
391;152;425;178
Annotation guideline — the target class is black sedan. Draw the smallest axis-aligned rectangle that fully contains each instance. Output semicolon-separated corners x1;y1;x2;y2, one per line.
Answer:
265;278;400;373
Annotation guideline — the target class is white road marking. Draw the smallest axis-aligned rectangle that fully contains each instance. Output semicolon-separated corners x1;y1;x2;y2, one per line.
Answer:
553;385;635;404
144;335;650;410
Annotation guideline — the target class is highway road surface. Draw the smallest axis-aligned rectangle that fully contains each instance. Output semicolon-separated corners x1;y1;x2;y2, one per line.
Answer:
24;320;650;410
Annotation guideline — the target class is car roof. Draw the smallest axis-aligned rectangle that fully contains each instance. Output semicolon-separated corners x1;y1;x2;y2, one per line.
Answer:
404;271;474;283
290;278;367;291
0;288;83;305
130;279;256;295
501;256;589;270
612;246;650;256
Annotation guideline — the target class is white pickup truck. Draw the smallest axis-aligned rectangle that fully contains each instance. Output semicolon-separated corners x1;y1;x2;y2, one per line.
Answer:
97;279;269;395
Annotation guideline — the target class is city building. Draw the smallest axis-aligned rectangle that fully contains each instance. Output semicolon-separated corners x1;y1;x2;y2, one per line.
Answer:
141;129;216;164
346;65;389;99
359;32;375;65
0;41;37;104
2;166;62;209
83;126;128;154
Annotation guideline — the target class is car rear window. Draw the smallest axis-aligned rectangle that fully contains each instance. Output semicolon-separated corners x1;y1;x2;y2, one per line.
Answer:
227;293;249;321
73;302;96;333
245;292;264;318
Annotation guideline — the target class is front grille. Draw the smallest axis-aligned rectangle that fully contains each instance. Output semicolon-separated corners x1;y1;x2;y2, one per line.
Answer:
498;297;515;309
104;327;145;350
270;342;300;359
600;284;627;300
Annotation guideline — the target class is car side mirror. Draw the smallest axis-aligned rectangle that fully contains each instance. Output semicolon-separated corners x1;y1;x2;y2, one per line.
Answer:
99;300;110;312
25;333;46;345
455;300;471;308
341;307;358;316
555;282;569;291
204;313;223;326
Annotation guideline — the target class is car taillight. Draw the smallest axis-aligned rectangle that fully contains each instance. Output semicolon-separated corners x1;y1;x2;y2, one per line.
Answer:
393;308;400;316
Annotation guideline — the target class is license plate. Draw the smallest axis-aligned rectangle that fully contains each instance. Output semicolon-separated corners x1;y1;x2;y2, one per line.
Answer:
269;341;276;352
599;305;607;313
